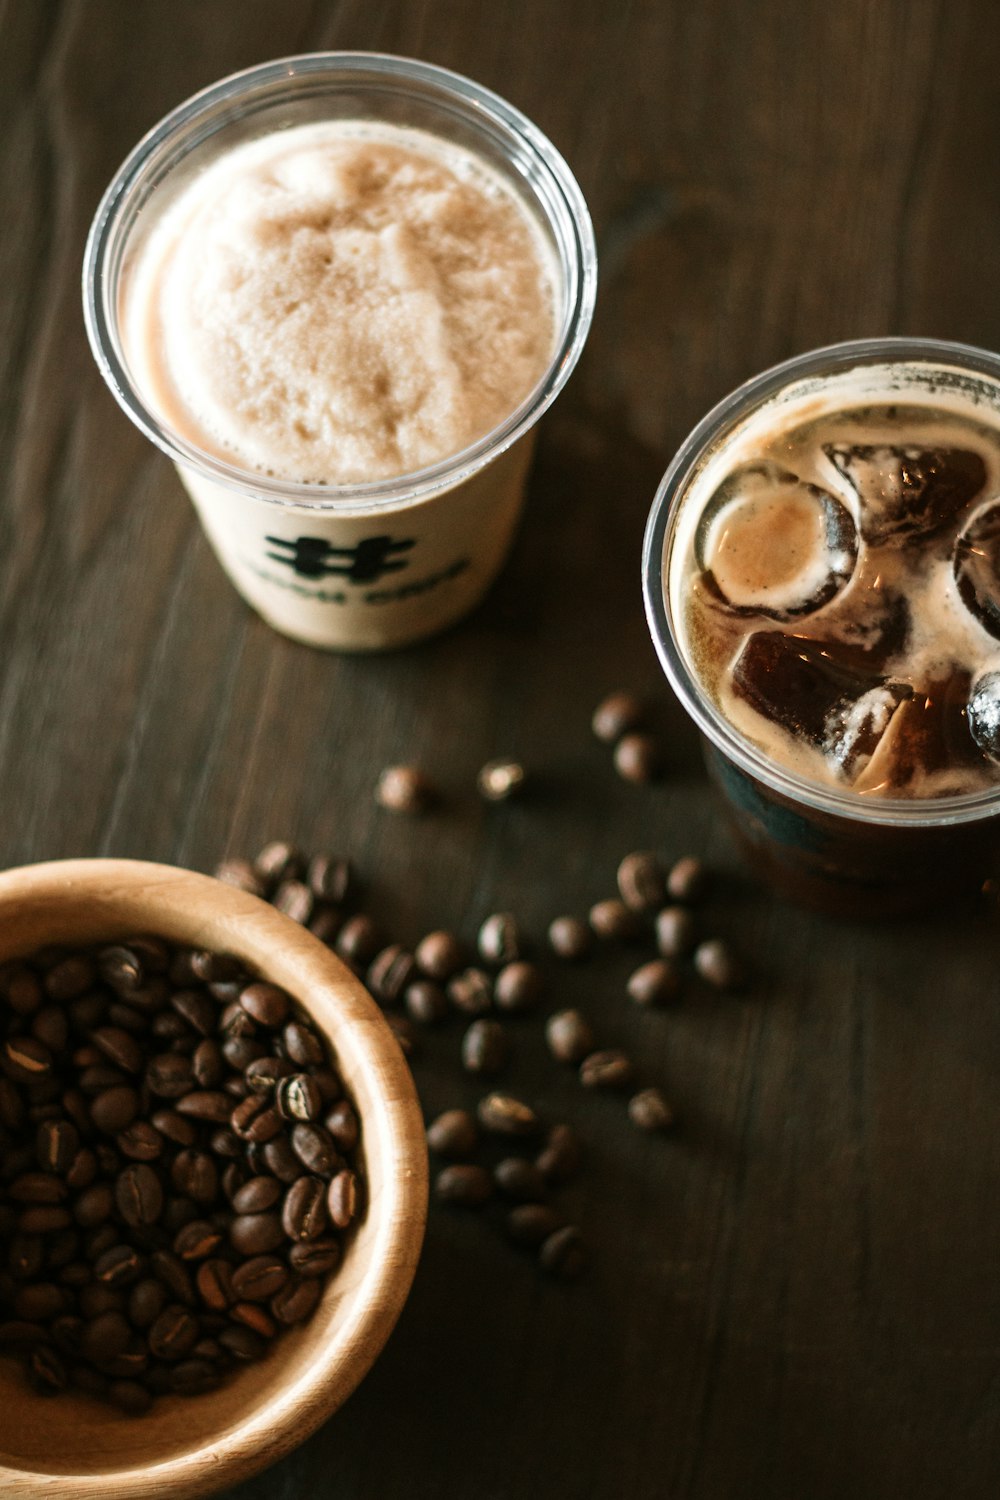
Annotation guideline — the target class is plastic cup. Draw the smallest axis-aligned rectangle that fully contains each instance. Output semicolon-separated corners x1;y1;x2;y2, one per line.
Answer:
84;53;596;651
642;337;1000;917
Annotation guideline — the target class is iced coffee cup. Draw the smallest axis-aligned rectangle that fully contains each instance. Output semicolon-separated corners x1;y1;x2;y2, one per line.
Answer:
84;54;596;651
643;337;1000;916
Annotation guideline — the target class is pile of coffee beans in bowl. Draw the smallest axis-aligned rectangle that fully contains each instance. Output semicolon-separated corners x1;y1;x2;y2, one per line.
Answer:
0;936;361;1414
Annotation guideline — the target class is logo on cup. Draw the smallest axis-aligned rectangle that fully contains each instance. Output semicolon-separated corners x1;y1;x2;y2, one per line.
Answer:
265;534;416;584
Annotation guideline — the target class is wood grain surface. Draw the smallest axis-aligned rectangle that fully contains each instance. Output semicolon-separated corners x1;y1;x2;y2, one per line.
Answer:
3;2;1000;1497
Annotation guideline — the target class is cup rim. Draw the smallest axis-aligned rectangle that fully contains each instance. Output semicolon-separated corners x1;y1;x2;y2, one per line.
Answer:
642;335;1000;829
82;51;598;515
0;857;428;1499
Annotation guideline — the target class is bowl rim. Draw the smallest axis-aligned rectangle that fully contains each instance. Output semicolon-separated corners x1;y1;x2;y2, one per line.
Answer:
0;857;428;1500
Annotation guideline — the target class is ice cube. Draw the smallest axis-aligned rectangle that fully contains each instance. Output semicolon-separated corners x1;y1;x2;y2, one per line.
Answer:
967;669;1000;759
824;683;911;779
852;673;975;793
731;630;901;745
955;502;1000;639
824;444;986;546
695;461;857;619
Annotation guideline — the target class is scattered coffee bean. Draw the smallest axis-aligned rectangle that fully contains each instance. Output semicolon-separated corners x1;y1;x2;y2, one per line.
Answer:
628;1088;677;1133
426;1109;479;1160
327;1169;359;1229
579;1050;634;1089
271;879;314;925
477;760;526;802
414;930;464;982
588;898;641;943
627;959;681;1007
462;1019;508;1076
446;968;493;1017
591;690;645;743
494;1158;547;1202
545;1010;596;1066
435;1165;493;1207
493;961;543;1014
375;765;436;813
506;1203;565;1247
306;854;354;905
694;937;747;992
655;904;697;956
614;732;661;784
253;841;304;886
334;915;382;967
477;913;522;966
213;860;267;898
617;851;668;912
404;979;449;1026
367;945;417;1006
387;1013;419;1057
547;916;592;961
477;1093;540;1138
539;1225;586;1280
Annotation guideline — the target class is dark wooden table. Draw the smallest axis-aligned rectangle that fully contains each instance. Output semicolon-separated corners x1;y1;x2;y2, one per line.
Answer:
4;2;1000;1496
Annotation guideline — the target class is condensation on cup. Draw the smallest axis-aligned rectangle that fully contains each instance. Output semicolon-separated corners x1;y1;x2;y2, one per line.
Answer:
84;54;597;651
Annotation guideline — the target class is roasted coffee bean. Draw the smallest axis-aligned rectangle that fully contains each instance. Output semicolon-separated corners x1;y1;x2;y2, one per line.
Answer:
50;1313;84;1354
494;1158;547;1202
81;1310;131;1364
272;879;314;925
151;1109;197;1147
149;1305;199;1360
3;1037;54;1083
116;1122;164;1162
617;851;668;912
589;898;642;942
14;1281;66;1321
322;1100;358;1155
334;915;382;966
539;1225;587;1280
414;930;464;982
190;950;243;985
262;1134;305;1184
171;989;217;1037
146;1053;195;1099
367;945;416;1006
282;1176;327;1241
106;1002;146;1035
220;1002;256;1039
506;1204;565;1247
628;1087;678;1132
0;1076;26;1129
171;1150;219;1205
190;1039;223;1088
18;1205;72;1233
116;1164;164;1227
231;1093;283;1144
30;1345;68;1392
477;759;526;801
291;1122;340;1176
614;731;662;783
80;1283;123;1320
592;689;646;743
84;1224;118;1261
245;1055;296;1093
447;967;493;1017
477;913;521;966
388;1014;418;1057
327;1169;359;1229
462;1019;508;1076
404;979;449;1026
94;1245;144;1287
435;1164;493;1207
547;916;593;961
99;946;145;994
282;1021;324;1069
230;1213;284;1257
627;959;681;1007
128;1278;167;1329
222;1036;266;1072
579;1049;634;1089
231;1176;282;1215
150;1250;195;1306
65;1146;97;1191
109;1378;153;1414
152;1012;191;1044
175;1091;233;1124
174;1220;224;1261
9;1171;68;1204
291;1240;341;1279
231;1301;277;1338
493;960;543;1014
306;853;353;905
230;1255;288;1302
46;1230;80;1270
375;764;435;813
477;1093;540;1138
195;1259;234;1311
426;1108;478;1160
545;1010;596;1065
214;859;268;898
668;856;711;902
253;841;304;886
694;938;748;992
535;1123;582;1184
308;906;342;944
73;1182;114;1229
7;1233;43;1279
80;1064;129;1095
5;967;43;1016
0;1318;48;1351
655;905;697;957
90;1026;143;1074
272;1275;324;1325
240;982;292;1028
44;955;97;1002
32;1006;69;1053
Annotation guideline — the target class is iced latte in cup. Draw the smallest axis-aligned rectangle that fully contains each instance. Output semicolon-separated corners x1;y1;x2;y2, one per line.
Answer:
643;339;1000;916
84;54;596;650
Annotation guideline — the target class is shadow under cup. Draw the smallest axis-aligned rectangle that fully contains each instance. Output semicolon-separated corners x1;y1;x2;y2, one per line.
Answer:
642;337;1000;919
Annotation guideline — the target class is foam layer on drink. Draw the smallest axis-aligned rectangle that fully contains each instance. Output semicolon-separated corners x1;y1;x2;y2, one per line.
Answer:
122;121;559;485
671;362;1000;799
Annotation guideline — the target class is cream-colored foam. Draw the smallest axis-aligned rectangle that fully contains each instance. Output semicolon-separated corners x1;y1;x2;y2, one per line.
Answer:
122;121;558;484
671;362;1000;797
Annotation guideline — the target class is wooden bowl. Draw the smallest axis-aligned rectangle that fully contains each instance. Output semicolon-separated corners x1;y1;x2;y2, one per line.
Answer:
0;859;428;1498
